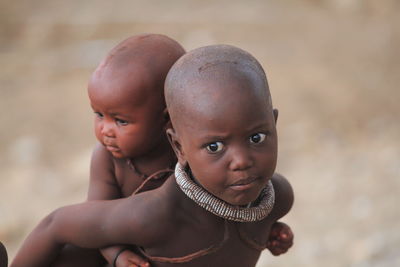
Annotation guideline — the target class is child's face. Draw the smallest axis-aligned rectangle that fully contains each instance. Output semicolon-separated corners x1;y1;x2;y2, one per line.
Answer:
172;77;278;206
88;71;166;159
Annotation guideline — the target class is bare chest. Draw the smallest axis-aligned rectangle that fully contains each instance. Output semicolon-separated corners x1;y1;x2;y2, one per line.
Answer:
145;218;274;267
113;160;171;197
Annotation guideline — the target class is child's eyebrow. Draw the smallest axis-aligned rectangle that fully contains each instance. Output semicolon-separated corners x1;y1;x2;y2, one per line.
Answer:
199;133;230;142
247;122;272;132
109;112;133;119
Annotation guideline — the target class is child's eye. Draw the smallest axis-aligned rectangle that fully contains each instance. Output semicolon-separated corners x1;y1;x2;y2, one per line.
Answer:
115;118;128;126
94;112;103;118
249;133;266;144
206;142;224;153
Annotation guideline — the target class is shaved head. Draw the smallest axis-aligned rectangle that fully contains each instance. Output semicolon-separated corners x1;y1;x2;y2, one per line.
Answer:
165;44;272;133
97;34;184;75
90;34;185;102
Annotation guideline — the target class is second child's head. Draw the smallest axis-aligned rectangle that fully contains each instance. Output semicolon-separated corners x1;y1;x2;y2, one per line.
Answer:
166;45;278;206
88;34;185;159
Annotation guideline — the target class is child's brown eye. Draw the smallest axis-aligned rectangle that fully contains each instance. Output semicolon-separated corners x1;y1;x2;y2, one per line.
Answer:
249;133;266;144
206;142;224;153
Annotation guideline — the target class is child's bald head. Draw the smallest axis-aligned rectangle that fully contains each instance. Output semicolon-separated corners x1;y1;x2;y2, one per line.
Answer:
87;34;185;159
89;34;185;105
165;44;273;134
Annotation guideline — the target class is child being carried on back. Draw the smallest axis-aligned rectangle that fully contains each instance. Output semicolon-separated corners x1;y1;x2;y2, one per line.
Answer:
52;34;185;267
12;44;294;267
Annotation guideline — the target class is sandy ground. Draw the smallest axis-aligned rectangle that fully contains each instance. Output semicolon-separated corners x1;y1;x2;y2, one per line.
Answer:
1;0;399;266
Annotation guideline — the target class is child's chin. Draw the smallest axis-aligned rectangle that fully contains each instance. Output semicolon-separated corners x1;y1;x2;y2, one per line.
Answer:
110;151;125;158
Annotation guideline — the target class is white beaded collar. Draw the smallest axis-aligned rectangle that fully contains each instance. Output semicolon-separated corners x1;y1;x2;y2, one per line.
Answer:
174;163;275;222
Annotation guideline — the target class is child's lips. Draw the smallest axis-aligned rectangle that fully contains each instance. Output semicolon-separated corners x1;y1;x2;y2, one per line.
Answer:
106;146;119;152
229;176;261;191
104;143;119;152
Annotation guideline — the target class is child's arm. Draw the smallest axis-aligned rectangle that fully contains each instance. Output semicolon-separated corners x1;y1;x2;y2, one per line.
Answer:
11;194;167;267
266;221;293;255
265;173;294;255
88;144;149;266
269;173;294;226
87;143;121;200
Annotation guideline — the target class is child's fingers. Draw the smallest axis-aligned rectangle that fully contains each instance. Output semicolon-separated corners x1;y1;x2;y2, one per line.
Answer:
127;255;150;267
117;250;150;267
128;263;150;267
270;242;292;255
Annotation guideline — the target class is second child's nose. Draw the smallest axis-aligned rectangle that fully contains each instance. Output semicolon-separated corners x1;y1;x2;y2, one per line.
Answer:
101;122;115;137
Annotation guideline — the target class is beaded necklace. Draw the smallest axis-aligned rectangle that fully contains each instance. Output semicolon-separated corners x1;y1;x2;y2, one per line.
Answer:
126;158;148;179
174;163;275;222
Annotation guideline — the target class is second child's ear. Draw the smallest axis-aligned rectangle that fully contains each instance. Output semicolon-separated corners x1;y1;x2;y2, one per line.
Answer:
163;108;172;129
166;128;187;166
273;108;279;124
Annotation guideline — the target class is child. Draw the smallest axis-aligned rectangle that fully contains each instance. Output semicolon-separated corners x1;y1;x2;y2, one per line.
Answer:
52;34;185;267
12;44;294;267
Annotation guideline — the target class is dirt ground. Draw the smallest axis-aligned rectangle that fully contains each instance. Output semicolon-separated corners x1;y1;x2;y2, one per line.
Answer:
1;0;399;266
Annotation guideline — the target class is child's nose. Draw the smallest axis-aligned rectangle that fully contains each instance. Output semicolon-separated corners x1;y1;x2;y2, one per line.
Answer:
229;146;253;171
100;121;115;137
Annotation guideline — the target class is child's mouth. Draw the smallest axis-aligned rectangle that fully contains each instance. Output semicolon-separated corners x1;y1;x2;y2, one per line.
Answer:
105;145;119;152
230;177;261;191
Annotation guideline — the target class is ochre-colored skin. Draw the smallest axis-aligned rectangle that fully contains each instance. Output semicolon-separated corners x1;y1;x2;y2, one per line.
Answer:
11;45;294;267
50;34;185;267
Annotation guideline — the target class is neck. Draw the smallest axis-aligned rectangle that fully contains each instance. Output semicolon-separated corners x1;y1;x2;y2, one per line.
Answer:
166;177;222;223
130;135;176;177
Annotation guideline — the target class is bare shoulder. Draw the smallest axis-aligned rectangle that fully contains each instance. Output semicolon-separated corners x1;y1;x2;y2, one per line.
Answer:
269;173;294;221
123;177;178;246
91;142;114;167
90;142;116;177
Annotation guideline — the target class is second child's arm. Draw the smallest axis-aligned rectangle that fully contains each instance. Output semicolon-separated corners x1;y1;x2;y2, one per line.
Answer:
87;143;121;200
88;144;149;266
11;193;167;267
265;173;294;255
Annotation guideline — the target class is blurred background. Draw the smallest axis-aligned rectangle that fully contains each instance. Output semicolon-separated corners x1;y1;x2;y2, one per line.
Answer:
1;0;399;266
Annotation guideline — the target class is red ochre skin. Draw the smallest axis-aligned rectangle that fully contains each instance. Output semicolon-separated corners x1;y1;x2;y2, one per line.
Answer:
11;44;294;267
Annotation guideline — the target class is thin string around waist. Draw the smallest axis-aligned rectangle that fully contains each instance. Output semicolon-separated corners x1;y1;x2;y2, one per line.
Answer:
235;223;266;251
139;220;229;264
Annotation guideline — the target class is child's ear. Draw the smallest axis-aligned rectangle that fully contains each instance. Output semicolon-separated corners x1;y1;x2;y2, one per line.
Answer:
162;108;172;129
273;108;279;124
166;128;187;166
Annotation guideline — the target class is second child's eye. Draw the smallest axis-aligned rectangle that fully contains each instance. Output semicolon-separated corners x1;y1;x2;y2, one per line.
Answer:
115;118;128;126
206;142;224;153
249;133;266;144
94;112;103;118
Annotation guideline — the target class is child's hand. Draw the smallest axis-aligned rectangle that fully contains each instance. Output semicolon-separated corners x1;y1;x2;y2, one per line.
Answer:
266;221;294;256
115;249;150;267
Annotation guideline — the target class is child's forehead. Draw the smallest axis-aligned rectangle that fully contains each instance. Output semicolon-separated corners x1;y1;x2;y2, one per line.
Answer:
165;45;273;133
90;65;152;97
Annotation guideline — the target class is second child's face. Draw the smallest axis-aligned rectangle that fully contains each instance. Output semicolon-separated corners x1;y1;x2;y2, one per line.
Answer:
88;72;166;159
175;78;278;206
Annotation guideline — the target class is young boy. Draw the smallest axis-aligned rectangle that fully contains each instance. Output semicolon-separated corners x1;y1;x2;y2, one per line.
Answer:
12;44;294;267
52;34;185;267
